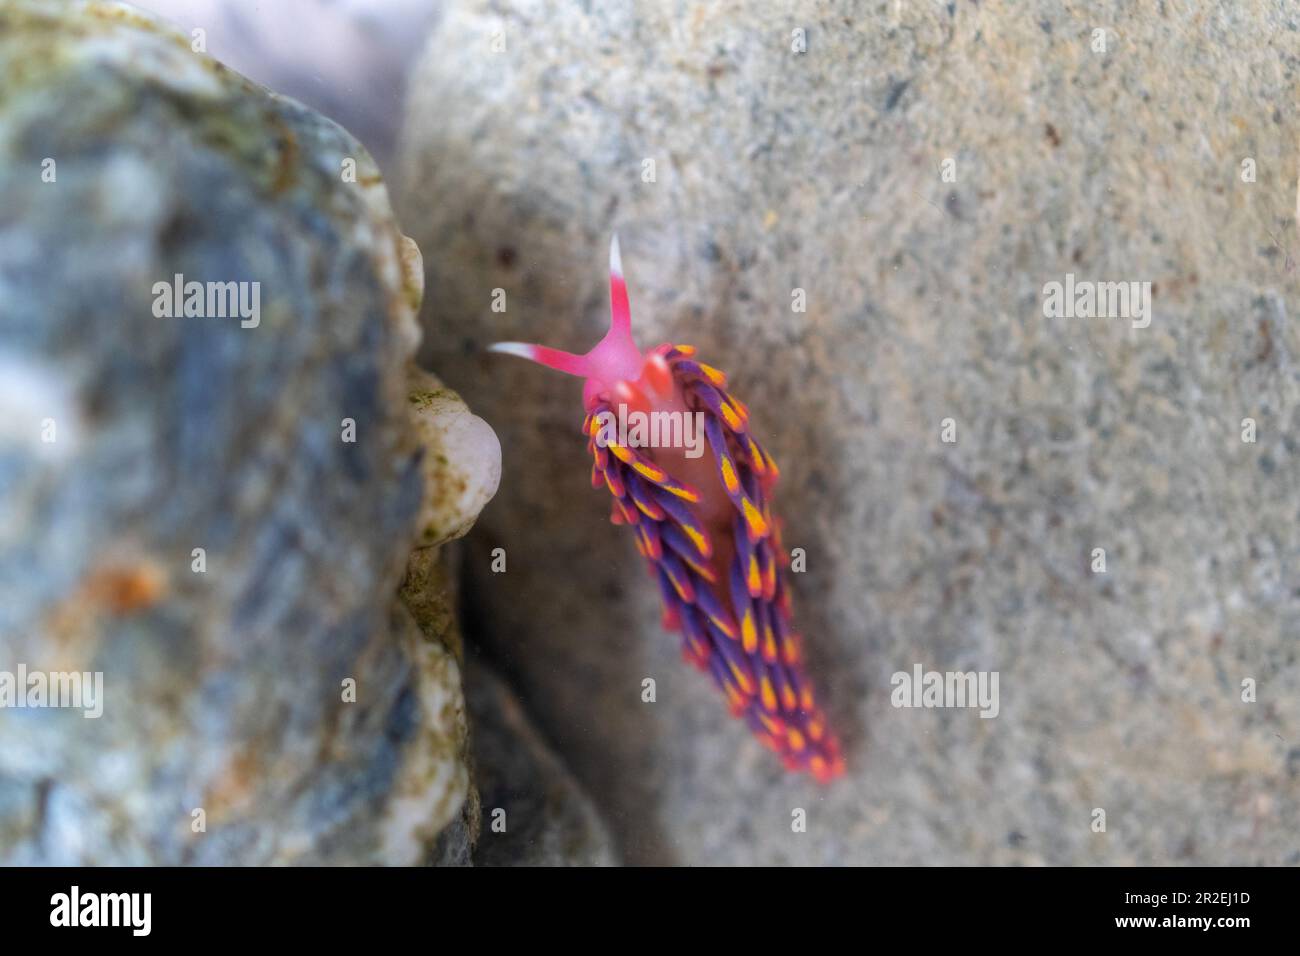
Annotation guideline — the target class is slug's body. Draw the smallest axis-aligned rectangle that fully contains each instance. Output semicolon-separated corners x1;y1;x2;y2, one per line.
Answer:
492;238;844;782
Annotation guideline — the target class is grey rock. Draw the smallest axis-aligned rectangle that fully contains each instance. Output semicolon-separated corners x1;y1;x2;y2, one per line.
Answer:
467;657;617;866
398;0;1300;863
130;0;444;174
0;0;496;864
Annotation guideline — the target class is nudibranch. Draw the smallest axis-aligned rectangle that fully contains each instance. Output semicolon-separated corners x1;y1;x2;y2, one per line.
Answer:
490;237;844;782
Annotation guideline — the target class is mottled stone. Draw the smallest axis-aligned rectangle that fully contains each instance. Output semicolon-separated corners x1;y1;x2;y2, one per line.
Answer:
0;0;496;864
131;0;441;173
408;366;502;549
398;0;1300;864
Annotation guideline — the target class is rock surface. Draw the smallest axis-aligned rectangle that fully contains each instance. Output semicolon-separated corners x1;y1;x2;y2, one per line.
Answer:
466;657;617;866
408;366;503;549
398;0;1300;864
131;0;441;172
0;0;496;865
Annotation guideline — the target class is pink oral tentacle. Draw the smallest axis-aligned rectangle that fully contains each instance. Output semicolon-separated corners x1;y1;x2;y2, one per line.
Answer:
607;234;632;338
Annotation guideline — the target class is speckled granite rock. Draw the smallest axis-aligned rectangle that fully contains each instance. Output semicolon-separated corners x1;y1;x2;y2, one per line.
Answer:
398;0;1300;864
0;0;497;864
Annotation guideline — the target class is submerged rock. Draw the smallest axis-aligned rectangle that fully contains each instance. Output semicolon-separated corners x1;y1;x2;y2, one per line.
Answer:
467;658;617;866
398;0;1300;864
408;367;502;549
0;0;497;864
